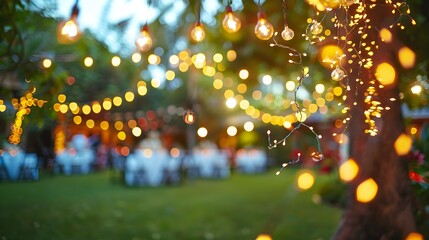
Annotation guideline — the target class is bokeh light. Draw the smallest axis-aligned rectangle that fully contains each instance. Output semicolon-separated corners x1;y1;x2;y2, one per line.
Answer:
356;178;378;203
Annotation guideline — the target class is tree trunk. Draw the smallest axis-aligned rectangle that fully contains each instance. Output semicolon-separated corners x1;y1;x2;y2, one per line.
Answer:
333;1;417;239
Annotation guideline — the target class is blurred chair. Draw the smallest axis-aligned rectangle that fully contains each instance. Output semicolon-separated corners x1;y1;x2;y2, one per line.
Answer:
20;153;39;180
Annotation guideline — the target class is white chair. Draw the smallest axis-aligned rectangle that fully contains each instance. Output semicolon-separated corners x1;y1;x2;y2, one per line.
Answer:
21;153;39;180
2;151;25;181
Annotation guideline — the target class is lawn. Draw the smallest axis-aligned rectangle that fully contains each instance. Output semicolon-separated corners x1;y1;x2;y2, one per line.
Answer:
0;169;342;240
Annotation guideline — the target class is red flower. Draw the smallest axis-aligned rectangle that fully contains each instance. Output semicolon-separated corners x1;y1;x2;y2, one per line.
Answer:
409;171;426;183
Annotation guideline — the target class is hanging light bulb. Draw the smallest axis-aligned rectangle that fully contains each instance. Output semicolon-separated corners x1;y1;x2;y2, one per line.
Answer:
281;26;294;41
254;11;274;40
184;110;196;124
190;22;205;42
222;5;241;33
310;21;323;35
135;24;153;52
57;0;80;43
331;66;346;81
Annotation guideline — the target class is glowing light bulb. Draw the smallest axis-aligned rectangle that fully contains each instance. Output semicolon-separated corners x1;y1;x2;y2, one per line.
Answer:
254;12;274;40
311;151;324;162
190;22;205;42
411;85;422;95
222;5;241;33
135;24;153;52
331;66;346;81
310;21;323;35
281;26;294;41
61;19;79;38
184;110;196;124
57;4;80;44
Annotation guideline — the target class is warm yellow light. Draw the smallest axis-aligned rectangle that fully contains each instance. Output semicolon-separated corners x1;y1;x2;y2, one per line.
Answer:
73;115;82;125
114;121;124;131
394;134;412;156
128;119;137;129
82;105;91;115
213;53;223;63
169;55;179;66
254;12;274;40
226;97;237;109
398;47;416;69
239;99;249;109
255;234;272;240
148;54;161;65
184;110;196;124
113;96;122;106
379;28;392;43
411;85;422;95
319;45;344;69
410;127;418;135
117;131;126;141
244;121;254;132
42;58;52;68
197;127;208;138
138;85;147;96
151;78;161;88
339;159;359;182
333;86;343;96
297;171;315;190
132;53;141;63
165;70;175;81
124;91;135;102
237;83;247;93
132;127;142;137
92;102;102;114
203;66;215;77
103;98;112;110
135;25;152;52
86;119;95;129
315;84;325;93
222;6;241;33
286;81;295;91
57;94;66;103
262;75;272;85
239;69;249;80
356;178;378;203
405;232;424;240
84;57;93;67
226;50;237;61
190;23;205;42
100;121;109;130
375;62;396;86
295;111;307;122
213;79;223;89
59;104;68;114
252;90;262;100
61;19;79;38
111;56;121;67
227;126;238;136
283;121;292;129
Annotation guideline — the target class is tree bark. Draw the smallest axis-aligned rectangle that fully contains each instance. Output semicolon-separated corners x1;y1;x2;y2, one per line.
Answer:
333;1;417;239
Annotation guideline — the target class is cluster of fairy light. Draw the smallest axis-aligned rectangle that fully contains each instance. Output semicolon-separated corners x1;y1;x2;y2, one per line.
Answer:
8;86;46;145
266;0;418;174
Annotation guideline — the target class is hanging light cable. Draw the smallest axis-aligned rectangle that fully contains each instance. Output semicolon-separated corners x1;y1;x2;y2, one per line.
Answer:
135;0;153;52
254;0;274;40
57;0;81;43
222;0;241;33
190;0;205;42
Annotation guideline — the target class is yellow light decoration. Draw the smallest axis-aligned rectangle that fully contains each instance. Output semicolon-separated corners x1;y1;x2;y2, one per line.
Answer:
128;119;137;129
100;121;109;130
243;121;254;132
84;57;93;67
227;126;238;136
356;178;378;203
151;78;161;88
281;26;295;41
58;94;66;103
405;232;424;240
398;46;416;69
411;85;422;95
82;105;91;115
132;127;142;137
0;100;6;112
124;91;135;102
394;134;412;156
117;131;126;141
102;98;112;110
410;127;418;135
92;102;102;113
375;62;396;86
262;75;272;85
42;58;52;68
165;70;175;81
225;97;237;109
285;81;296;91
131;53;141;63
135;24;152;52
59;104;68;114
255;234;272;240
111;56;121;67
184;110;196;124
69;102;78;112
331;66;346;81
222;5;241;33
197;127;208;138
297;171;315;191
213;53;223;63
190;22;205;42
315;84;325;93
113;96;122;106
379;28;393;43
114;121;124;131
57;4;81;45
339;159;359;182
226;50;237;61
169;55;179;66
254;12;274;40
73;115;82;125
310;21;323;35
318;45;344;69
86;119;95;129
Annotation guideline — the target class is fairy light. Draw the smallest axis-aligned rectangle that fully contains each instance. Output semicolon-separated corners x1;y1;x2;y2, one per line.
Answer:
222;1;241;33
57;0;80;44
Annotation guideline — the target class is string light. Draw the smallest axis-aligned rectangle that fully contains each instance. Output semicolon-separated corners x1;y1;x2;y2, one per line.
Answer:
281;0;294;41
190;0;205;42
255;11;274;40
222;1;241;33
57;0;80;44
135;24;153;52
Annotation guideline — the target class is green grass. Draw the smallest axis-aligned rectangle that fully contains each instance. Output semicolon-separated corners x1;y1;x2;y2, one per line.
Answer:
0;169;341;240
